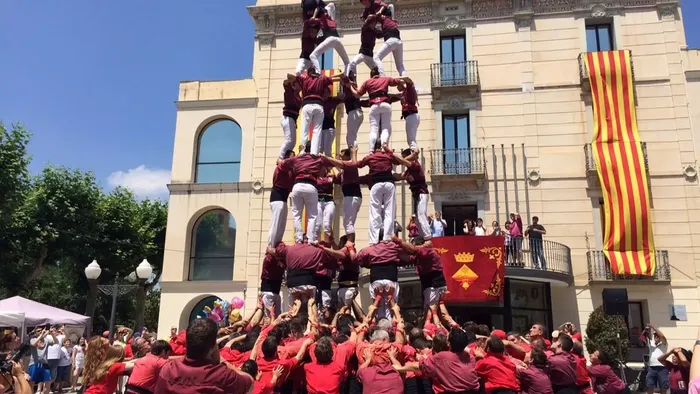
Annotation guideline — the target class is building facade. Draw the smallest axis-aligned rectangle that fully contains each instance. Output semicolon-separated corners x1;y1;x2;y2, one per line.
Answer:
158;0;700;357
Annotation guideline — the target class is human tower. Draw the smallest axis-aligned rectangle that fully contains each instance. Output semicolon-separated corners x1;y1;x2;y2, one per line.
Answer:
262;0;458;329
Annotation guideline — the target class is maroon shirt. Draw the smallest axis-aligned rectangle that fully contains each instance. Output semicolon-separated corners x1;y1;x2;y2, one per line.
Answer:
281;154;331;182
361;1;389;19
405;161;428;194
357;363;403;394
668;365;690;391
360;14;382;55
380;15;399;31
353;151;398;175
322;97;343;130
517;365;554;394
413;247;443;274
587;365;626;394
401;82;418;113
356;76;401;105
354;242;402;268
546;352;577;387
283;84;302;118
153;357;253;394
262;253;285;281
420;351;480;393
317;240;338;277
273;164;294;191
297;74;333;102
317;176;334;195
301;19;321;58
318;13;337;31
276;242;326;271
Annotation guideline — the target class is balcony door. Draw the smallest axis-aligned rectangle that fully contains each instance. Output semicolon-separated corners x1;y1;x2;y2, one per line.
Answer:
442;204;477;236
440;35;466;86
442;114;470;174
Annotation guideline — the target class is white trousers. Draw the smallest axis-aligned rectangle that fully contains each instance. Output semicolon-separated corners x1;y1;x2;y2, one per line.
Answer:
423;286;448;310
414;193;431;240
295;58;313;75
310;36;350;74
374;37;406;77
369;102;392;152
290;183;319;243
288;285;316;306
405;113;420;150
369;182;395;244
348;53;376;76
369;280;400;320
301;104;324;155
268;201;288;247
279;116;297;159
315;200;335;238
261;292;282;317
346;109;363;149
337;287;358;307
343;196;362;235
321;128;336;157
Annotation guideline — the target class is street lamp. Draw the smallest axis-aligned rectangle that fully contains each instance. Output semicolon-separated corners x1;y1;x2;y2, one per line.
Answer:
83;260;152;343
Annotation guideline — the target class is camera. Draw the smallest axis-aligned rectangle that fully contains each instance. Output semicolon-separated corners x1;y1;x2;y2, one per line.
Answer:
0;344;30;373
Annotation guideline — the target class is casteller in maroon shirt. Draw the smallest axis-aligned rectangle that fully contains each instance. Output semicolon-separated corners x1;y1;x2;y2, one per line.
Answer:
154;357;253;394
274;243;327;288
300;19;321;60
405;160;428;195
357;363;403;394
280;154;332;183
517;365;554;394
400;82;418;116
283;83;302;120
354;241;403;282
420;351;480;393
547;351;578;389
356;76;402;105
296;74;333;104
412;246;447;291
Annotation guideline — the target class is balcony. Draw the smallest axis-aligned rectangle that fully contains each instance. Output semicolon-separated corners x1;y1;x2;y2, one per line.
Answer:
584;142;648;177
505;237;574;287
430;61;480;99
429;148;487;181
578;52;636;93
587;250;671;283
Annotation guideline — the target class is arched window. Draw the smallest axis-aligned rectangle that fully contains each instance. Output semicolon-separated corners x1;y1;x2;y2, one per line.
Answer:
188;296;220;323
189;209;236;281
195;119;242;183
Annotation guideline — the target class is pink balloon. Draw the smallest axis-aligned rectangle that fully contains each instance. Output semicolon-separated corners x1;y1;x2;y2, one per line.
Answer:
231;297;244;309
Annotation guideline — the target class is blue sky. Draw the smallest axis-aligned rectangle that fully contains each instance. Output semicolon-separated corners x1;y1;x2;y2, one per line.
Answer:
1;0;698;199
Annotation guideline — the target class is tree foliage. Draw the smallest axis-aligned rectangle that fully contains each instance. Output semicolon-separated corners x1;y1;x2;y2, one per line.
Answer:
585;306;630;363
0;122;167;333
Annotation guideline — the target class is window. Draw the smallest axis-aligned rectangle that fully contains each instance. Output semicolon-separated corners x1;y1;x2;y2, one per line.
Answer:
626;301;645;347
190;210;236;281
442;114;471;174
509;280;551;336
319;49;334;70
195;119;242;183
440;35;467;85
586;24;614;52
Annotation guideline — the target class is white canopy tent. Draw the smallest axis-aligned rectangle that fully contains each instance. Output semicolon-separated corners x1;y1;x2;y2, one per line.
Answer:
0;311;26;342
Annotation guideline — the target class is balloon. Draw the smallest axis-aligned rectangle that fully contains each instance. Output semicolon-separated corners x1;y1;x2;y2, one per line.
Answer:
231;297;244;309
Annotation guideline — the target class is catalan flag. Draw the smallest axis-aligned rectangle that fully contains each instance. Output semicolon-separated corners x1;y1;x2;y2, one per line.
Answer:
585;50;656;276
292;69;341;239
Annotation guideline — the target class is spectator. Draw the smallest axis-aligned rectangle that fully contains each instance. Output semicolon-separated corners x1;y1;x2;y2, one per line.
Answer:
491;221;503;236
659;347;691;394
154;318;254;393
83;344;135;394
126;340;173;394
504;221;514;264
407;215;419;241
431;212;446;237
644;324;670;394
463;220;476;236
526;216;547;270
70;337;86;392
45;325;64;393
28;330;51;394
509;213;523;264
57;338;72;392
0;360;33;394
474;218;487;236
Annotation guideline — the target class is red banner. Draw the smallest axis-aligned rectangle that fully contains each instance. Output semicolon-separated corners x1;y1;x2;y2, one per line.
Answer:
431;236;505;303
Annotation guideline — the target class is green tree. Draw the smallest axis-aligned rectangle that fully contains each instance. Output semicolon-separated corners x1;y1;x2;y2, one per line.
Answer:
585;306;630;363
144;289;162;332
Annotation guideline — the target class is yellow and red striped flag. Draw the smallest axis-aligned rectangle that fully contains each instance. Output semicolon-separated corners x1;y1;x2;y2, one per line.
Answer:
291;69;341;240
585;50;656;276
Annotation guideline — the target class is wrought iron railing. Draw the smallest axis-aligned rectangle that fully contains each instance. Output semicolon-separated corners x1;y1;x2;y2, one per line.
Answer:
429;147;487;176
505;237;573;276
430;61;480;88
584;142;648;173
587;250;671;282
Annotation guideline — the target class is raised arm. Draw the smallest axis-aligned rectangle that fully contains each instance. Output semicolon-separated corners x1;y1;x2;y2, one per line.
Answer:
391;234;417;254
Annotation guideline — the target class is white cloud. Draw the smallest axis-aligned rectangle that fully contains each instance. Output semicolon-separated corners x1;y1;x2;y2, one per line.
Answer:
107;165;171;199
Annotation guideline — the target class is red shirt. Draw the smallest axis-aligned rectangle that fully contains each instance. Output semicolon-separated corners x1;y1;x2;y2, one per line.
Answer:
356;341;404;366
297;74;333;102
420;351;480;393
281;154;331;182
507;342;530;361
587;364;626;394
154;357;253;394
354;242;402;267
283;84;301;117
357;363;403;394
517;365;554;394
85;362;126;394
413;247;443;274
668;364;690;391
401;82;418;113
252;379;275;394
405;161;428;194
256;356;298;390
353;151;398;175
304;341;357;394
356;76;401;105
547;352;577;386
275;243;327;271
261;253;285;281
220;348;252;367
475;352;520;393
575;354;593;394
273;164;294;191
128;354;169;392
